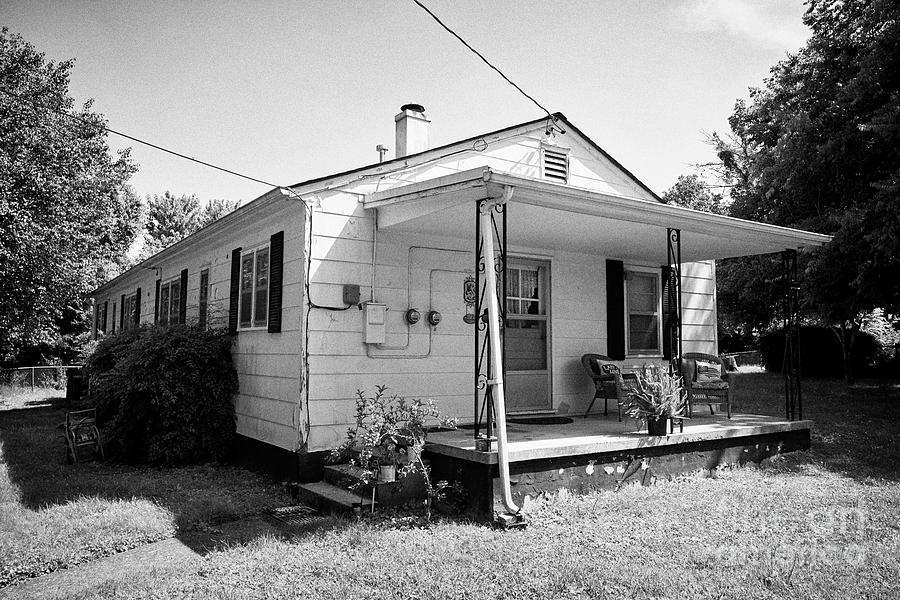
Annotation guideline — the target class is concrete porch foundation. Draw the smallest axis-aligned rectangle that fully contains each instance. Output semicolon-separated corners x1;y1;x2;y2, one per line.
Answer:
425;413;812;522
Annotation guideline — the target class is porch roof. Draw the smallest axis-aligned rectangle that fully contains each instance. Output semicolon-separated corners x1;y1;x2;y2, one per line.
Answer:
364;167;831;263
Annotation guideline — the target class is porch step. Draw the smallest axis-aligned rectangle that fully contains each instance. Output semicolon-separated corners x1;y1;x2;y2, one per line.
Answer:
323;463;368;488
323;463;427;507
295;481;376;514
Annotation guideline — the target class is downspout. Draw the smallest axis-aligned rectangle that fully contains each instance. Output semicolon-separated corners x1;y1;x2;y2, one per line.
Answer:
479;185;520;519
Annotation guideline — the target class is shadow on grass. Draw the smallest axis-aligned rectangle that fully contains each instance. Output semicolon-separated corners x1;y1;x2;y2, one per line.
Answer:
175;512;352;556
0;399;296;537
730;372;900;482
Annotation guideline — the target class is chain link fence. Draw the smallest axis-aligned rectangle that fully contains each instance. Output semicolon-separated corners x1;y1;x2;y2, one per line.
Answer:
0;365;83;391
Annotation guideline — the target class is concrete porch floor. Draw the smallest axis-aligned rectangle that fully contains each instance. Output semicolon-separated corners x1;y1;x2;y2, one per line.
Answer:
426;412;813;464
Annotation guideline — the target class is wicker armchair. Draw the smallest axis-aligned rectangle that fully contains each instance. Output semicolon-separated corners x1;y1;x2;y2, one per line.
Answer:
680;352;732;418
580;354;636;420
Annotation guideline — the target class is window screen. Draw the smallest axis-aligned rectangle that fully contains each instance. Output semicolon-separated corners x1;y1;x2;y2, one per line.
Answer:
626;271;660;354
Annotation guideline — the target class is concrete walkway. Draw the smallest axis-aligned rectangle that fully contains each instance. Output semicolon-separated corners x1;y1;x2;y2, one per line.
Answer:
0;515;291;600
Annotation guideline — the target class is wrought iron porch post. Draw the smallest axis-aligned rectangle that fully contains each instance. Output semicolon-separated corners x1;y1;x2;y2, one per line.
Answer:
666;228;683;373
782;249;802;420
473;196;507;441
474;201;484;439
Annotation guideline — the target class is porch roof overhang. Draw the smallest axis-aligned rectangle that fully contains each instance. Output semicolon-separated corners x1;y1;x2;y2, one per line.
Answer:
364;167;831;263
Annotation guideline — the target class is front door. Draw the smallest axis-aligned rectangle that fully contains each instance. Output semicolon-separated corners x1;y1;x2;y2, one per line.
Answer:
504;259;551;412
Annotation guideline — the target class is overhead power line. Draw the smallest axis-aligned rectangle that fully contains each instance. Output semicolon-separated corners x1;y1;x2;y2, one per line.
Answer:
0;86;285;191
410;0;559;128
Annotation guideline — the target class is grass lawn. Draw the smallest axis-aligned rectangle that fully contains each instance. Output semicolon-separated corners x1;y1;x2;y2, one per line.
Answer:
0;385;294;588
50;373;900;600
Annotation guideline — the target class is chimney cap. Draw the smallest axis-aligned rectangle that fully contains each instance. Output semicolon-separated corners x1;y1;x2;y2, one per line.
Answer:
400;103;425;113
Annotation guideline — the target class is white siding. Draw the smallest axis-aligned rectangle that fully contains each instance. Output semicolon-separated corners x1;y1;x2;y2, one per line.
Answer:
92;200;307;452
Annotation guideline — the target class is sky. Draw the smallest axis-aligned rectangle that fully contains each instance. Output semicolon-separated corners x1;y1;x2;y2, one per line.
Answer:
2;0;811;205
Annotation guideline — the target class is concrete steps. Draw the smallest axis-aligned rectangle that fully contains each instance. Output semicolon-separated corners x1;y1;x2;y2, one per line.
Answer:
296;464;428;514
294;480;375;514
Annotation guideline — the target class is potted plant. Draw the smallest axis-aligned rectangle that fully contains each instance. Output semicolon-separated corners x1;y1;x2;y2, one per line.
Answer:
330;385;457;517
620;364;684;435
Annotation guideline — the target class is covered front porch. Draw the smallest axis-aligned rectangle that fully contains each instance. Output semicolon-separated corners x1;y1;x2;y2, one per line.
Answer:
364;166;828;524
425;411;812;520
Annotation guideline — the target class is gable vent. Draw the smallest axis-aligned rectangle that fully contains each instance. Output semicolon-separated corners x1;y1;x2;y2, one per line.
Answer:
541;145;569;182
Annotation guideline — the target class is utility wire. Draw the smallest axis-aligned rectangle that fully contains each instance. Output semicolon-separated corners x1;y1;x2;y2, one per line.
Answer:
0;86;286;191
410;0;560;129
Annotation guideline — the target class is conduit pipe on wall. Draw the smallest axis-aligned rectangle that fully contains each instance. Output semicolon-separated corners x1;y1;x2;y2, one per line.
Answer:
479;186;519;517
365;245;469;358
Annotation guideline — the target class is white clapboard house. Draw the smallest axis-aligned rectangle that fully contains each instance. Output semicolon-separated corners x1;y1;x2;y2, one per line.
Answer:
91;106;828;486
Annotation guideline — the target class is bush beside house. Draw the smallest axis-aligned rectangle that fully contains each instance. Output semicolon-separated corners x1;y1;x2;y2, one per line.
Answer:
758;326;882;378
84;325;238;464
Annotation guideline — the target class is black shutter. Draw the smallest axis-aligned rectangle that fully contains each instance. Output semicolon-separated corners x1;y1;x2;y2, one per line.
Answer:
179;269;188;325
229;248;242;334
268;231;284;333
120;294;126;329
606;259;625;360
661;266;673;360
102;300;108;333
134;287;142;327
94;301;100;339
154;279;161;325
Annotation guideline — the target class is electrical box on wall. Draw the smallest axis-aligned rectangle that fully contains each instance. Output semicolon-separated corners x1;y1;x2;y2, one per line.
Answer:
342;284;360;306
363;302;386;344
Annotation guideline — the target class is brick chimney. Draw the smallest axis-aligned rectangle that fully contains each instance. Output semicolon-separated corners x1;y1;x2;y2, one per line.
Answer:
394;104;430;158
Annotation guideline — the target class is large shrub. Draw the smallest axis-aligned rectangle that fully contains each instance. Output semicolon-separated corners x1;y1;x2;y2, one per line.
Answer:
82;326;144;421
759;326;879;378
84;325;238;464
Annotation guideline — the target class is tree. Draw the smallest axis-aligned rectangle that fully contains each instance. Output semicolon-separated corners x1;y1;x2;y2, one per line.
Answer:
661;174;726;214
141;191;201;256
710;0;900;382
138;193;241;259
0;28;140;363
199;198;241;227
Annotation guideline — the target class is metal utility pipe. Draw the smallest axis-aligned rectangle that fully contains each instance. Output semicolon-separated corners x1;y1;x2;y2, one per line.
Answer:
479;187;519;516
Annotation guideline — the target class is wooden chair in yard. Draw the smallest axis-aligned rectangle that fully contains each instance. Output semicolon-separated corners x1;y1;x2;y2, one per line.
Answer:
63;408;105;464
679;352;732;418
580;354;637;420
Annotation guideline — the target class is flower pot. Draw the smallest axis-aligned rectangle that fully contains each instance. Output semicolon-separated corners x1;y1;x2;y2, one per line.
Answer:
646;416;668;436
378;464;396;483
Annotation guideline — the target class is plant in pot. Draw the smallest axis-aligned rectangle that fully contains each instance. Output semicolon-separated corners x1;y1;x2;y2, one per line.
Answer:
330;385;457;518
620;364;684;435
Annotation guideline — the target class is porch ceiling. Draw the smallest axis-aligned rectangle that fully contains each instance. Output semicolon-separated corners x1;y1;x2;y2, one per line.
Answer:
365;168;831;264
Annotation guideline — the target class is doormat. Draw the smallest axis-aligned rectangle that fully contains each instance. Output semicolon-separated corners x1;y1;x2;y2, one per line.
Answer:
507;416;574;425
456;416;574;429
263;504;321;528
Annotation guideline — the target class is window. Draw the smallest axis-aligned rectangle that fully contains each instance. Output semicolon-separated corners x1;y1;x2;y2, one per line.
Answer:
122;293;137;330
158;278;182;325
625;270;661;355
198;268;209;329
96;301;108;336
111;302;117;333
239;246;270;329
505;262;548;371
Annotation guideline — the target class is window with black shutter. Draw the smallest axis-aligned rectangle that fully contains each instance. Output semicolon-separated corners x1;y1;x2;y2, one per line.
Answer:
605;260;625;360
134;287;141;327
267;231;284;333
179;269;188;325
154;279;161;324
198;269;209;329
229;248;242;334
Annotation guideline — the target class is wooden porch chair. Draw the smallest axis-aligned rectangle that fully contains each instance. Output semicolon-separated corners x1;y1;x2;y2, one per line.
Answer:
680;352;732;418
580;354;636;420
